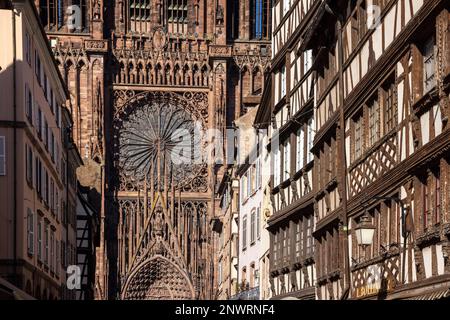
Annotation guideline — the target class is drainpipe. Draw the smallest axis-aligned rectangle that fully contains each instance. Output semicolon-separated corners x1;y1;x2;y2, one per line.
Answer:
12;5;18;286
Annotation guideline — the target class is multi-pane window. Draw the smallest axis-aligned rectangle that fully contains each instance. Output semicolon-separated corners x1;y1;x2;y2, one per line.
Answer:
282;227;289;264
307;117;315;163
50;179;54;213
242;215;248;250
26;144;33;186
280;65;287;98
247;171;251;198
44;170;49;206
423;37;436;93
383;79;396;133
43;74;48;101
353;113;363;161
35;51;41;86
295;220;303;259
55;189;59;219
283;140;290;181
37;108;43;138
303;50;313;74
56;240;60;275
435;170;441;224
273;147;281;186
45;223;49;265
368;97;380;147
256;158;261;190
27;209;34;255
40;1;88;32
250;210;256;245
50;231;54;271
44;119;49;149
296;128;304;171
25;84;33;122
37;218;42;261
422;169;441;231
305;217;313;256
36;157;42;197
251;0;272;40
250;164;256;193
256;207;261;240
167;0;188;29
273;232;278;268
39;0;60;30
0;136;6;176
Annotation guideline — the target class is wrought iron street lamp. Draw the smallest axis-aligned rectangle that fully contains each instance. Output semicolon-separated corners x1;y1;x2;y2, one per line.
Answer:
356;196;411;284
354;212;376;248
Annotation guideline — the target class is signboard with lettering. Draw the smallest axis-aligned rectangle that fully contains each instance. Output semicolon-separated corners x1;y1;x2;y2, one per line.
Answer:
352;255;400;299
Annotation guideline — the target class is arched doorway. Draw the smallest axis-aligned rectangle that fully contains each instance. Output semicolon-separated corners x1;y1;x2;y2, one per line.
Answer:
121;255;195;300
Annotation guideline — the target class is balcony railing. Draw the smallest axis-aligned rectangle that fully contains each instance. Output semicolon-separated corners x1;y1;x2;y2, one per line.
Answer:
230;286;260;300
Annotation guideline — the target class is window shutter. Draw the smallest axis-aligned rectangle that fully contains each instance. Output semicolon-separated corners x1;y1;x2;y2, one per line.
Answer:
28;209;34;255
37;219;42;260
257;207;261;239
25;83;29;117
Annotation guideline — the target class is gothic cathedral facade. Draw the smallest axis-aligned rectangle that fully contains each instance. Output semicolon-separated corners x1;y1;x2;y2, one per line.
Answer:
34;0;271;300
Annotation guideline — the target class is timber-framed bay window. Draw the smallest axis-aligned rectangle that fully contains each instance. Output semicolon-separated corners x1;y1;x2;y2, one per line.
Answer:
349;75;396;164
316;225;340;279
271;214;315;274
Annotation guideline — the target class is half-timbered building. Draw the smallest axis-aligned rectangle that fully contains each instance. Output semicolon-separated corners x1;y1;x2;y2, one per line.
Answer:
299;0;450;300
264;0;320;300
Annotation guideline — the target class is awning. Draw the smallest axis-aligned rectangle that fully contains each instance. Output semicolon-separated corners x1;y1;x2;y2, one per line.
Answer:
405;289;450;300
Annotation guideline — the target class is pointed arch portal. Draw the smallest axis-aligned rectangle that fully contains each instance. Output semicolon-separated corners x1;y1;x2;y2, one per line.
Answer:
121;255;195;300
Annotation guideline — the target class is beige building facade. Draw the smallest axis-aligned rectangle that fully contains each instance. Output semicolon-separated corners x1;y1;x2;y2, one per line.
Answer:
0;0;79;300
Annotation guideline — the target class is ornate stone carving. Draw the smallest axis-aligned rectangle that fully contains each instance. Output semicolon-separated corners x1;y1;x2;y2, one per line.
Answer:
84;39;108;52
